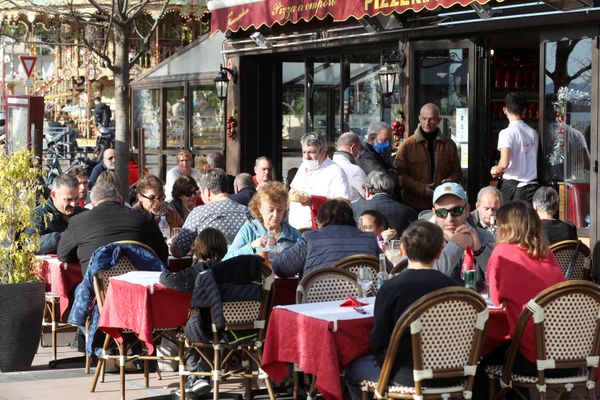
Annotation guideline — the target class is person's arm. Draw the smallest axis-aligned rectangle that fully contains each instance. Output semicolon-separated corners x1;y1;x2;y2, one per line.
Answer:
272;237;307;278
164;169;176;201
491;147;511;178
57;226;78;262
170;227;195;258
38;232;61;255
223;223;256;260
159;261;206;293
351;167;367;199
395;142;429;196
433;241;463;278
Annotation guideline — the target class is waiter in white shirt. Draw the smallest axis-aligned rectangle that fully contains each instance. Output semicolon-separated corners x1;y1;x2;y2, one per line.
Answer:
288;132;351;229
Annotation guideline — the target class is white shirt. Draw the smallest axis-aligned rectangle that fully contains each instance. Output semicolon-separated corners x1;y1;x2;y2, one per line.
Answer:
497;120;538;183
332;151;366;203
288;157;351;229
164;167;203;201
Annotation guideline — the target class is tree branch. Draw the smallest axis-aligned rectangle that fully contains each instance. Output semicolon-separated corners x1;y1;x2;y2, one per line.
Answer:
128;0;170;68
569;64;591;83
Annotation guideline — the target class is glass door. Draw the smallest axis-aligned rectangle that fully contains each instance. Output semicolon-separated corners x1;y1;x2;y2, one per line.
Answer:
306;57;341;148
540;31;595;236
409;39;478;201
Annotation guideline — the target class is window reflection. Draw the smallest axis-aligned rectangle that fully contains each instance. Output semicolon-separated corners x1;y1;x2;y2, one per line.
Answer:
191;86;223;148
165;87;185;148
133;89;161;150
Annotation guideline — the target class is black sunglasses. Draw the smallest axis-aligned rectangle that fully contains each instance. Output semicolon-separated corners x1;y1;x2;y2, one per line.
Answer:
139;193;165;202
434;205;465;218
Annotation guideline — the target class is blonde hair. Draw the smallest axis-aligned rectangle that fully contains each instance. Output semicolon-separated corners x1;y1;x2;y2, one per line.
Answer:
496;200;548;259
248;181;288;222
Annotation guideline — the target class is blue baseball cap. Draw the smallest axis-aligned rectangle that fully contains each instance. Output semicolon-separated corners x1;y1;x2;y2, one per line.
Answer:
432;182;468;204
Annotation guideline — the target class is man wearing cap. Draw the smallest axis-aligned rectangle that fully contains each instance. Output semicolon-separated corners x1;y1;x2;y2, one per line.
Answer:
430;182;494;291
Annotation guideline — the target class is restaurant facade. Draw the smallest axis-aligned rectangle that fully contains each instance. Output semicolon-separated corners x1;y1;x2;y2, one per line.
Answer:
193;0;598;250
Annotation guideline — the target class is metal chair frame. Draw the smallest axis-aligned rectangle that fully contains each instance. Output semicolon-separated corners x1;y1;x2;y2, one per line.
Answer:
486;280;600;400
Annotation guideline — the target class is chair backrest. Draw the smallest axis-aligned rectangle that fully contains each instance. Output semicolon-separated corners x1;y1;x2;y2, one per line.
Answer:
390;258;409;275
296;267;361;304
549;240;592;281
92;255;136;313
375;287;488;397
220;264;274;342
504;280;600;386
331;254;379;276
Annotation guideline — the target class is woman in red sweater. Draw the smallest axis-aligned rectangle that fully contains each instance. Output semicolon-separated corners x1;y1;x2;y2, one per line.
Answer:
474;200;565;399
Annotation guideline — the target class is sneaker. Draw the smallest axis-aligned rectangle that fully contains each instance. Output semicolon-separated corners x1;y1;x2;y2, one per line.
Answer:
184;376;211;395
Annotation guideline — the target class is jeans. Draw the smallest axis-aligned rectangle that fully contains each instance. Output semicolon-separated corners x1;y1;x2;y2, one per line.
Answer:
345;355;382;400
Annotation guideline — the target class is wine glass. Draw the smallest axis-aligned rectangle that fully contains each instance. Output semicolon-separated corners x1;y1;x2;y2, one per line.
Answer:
388;240;401;258
356;267;374;299
377;240;389;253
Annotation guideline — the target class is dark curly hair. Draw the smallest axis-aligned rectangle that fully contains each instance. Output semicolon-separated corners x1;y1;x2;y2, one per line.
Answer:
172;175;199;200
315;199;355;228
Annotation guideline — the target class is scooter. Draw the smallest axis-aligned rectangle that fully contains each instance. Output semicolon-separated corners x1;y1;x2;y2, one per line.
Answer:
94;125;115;161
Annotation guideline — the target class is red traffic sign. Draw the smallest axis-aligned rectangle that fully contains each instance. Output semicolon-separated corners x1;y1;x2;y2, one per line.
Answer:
20;56;37;78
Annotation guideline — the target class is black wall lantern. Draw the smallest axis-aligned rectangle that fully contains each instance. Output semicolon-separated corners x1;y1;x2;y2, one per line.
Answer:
377;50;405;97
214;64;238;101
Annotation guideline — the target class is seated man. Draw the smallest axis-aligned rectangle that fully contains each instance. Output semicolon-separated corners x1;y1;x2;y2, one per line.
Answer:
170;168;250;257
27;174;87;255
88;147;115;189
229;173;257;207
429;182;494;291
469;186;502;235
57;181;168;274
352;171;416;236
253;156;273;189
68;167;90;206
532;186;577;245
345;220;460;400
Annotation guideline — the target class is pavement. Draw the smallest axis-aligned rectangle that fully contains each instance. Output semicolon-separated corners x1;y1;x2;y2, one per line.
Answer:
0;344;250;400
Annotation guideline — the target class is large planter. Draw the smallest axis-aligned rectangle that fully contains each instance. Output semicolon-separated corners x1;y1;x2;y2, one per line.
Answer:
0;281;45;372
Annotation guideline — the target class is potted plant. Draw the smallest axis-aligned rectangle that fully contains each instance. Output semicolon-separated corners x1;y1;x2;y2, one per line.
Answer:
0;147;46;372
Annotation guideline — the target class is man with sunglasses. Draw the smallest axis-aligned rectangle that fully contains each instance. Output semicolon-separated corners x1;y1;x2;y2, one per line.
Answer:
88;147;115;189
430;182;494;291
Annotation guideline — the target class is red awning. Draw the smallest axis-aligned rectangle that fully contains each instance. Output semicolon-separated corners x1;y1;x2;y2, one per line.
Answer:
209;0;498;33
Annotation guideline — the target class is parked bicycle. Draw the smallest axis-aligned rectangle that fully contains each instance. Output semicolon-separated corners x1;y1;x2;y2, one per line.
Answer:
44;130;95;187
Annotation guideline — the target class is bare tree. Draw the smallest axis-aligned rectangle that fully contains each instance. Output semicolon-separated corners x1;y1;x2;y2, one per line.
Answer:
11;0;171;197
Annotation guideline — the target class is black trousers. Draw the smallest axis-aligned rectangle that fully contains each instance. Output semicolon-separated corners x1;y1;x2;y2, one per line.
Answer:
498;179;539;203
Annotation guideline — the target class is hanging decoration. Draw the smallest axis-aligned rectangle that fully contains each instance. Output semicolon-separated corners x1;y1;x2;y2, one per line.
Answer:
226;108;238;141
391;109;406;149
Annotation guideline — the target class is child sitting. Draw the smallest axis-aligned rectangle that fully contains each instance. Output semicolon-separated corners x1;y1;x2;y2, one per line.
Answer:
358;210;397;241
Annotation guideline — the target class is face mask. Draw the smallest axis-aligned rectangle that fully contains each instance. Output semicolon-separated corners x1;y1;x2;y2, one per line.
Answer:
303;159;320;171
373;141;391;154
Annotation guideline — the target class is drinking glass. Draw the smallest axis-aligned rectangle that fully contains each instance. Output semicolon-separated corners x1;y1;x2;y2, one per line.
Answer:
171;228;181;238
388;240;401;258
356;267;374;299
377;240;389;253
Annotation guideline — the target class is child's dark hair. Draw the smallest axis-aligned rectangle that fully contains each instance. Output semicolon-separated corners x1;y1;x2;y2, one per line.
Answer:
358;210;390;230
400;221;444;264
192;228;228;261
504;92;527;115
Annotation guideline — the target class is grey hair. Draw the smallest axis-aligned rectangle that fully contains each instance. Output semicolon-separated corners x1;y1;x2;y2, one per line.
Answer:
234;172;254;189
199;168;227;194
532;186;559;214
476;186;503;204
206;152;226;169
336;132;362;150
255;156;271;167
368;122;390;136
51;174;79;192
363;171;394;195
90;181;119;204
300;132;327;151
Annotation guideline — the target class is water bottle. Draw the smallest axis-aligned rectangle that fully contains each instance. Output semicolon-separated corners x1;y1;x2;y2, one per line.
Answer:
158;215;170;239
376;253;389;290
265;232;276;259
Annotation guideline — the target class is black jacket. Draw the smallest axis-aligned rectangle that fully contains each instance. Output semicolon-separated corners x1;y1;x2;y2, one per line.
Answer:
26;198;87;255
57;201;168;274
358;143;401;200
229;187;257;207
351;193;417;236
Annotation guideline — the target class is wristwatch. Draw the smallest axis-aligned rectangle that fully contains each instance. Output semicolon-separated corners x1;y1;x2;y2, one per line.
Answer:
473;243;486;257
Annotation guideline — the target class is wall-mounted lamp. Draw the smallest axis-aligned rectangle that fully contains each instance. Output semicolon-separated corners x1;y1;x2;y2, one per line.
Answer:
377;50;405;97
214;64;238;101
250;32;272;49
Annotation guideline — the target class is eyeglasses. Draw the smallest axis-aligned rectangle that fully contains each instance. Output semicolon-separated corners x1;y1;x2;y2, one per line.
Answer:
434;205;465;218
139;193;165;203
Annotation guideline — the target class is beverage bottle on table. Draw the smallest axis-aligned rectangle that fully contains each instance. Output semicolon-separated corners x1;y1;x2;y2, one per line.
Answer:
488;216;497;237
158;215;170;239
376;253;389;289
461;245;476;290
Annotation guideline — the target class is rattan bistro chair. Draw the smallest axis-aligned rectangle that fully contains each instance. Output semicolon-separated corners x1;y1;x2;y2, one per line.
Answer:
185;263;276;400
549;240;592;281
90;255;184;400
361;287;488;400
296;267;361;304
331;254;379;295
486;280;600;400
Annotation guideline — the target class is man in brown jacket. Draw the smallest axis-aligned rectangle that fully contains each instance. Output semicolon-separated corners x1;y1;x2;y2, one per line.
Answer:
394;103;462;211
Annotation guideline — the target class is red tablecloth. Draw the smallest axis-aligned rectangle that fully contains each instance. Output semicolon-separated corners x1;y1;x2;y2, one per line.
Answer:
262;304;510;400
97;277;191;355
36;256;82;320
262;307;374;400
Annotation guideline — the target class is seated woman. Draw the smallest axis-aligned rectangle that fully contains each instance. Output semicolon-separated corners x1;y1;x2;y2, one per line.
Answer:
474;200;566;398
170;175;199;221
272;199;379;278
345;221;460;400
133;174;183;231
358;209;397;241
224;181;300;260
159;227;228;293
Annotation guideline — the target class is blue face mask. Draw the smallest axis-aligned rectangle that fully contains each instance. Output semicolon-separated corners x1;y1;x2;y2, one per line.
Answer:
373;141;391;154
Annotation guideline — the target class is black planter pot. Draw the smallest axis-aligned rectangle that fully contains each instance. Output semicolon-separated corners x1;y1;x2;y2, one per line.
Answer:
0;281;45;372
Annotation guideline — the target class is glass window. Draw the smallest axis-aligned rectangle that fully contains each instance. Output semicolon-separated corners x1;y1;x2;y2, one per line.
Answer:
543;38;592;228
165;87;185;148
310;58;341;147
282;62;306;151
132;89;161;150
190;85;224;149
343;53;381;141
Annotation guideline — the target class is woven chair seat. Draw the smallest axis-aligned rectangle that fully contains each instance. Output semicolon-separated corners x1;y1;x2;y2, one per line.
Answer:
362;379;466;395
485;364;588;384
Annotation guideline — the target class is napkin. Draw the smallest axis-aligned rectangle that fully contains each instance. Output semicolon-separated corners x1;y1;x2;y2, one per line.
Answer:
340;294;368;307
